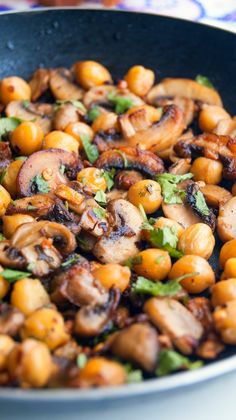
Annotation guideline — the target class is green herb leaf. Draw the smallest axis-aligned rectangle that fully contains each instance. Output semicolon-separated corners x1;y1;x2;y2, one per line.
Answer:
26;205;38;211
102;169;116;191
22;100;30;109
59;164;66;175
61;254;80;268
124;363;143;383
125;255;142;269
132;276;182;297
32;174;50;194
80;134;99;164
0;117;21;140
55;100;86;112
94;190;107;205
156;173;193;204
15;156;27;161
107;91;133;114
156;349;203;377
93;207;107;219
0;233;5;241
115;150;129;168
88;106;101;122
76;353;88;369
195;75;214;89
195;191;210;216
1;268;31;283
0;169;6;185
149;226;183;258
138;203;148;221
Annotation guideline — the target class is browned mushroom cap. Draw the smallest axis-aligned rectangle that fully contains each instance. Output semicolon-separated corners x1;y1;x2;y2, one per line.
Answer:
115;170;144;190
79;206;109;238
93;199;143;264
96;146;164;177
168;158;192;175
186;182;216;230
145;298;203;355
83;85;143;110
162;202;201;229
148;96;196;127
200;184;232;208
146;78;223;107
49;68;84;100
109;323;159;372
5;101;53;134
0;143;12;176
29;68;50;102
6;194;55;217
53;103;81;131
0;241;26;269
0;304;25;337
217;197;236;242
17;148;82;197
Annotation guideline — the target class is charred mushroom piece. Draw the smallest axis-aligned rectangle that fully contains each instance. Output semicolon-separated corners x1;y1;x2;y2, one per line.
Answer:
29;68;50;102
49;68;83;100
110;323;159;372
148;96;196;127
186;182;216;230
83;85;143;110
162;202;201;229
0;241;26;269
79;206;109;238
17;148;82;197
0;304;25;337
42;199;81;235
185;297;213;333
6;194;55;217
145;298;203;355
168;158;191;175
200;184;232;208
0;142;12;175
53;103;81;131
115;170;144;190
93;199;143;264
5;101;53;134
217;197;236;242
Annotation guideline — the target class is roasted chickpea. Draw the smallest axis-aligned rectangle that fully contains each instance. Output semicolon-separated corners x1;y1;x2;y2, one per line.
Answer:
77;357;126;387
3;214;34;239
92;263;131;292
92;112;118;133
212;279;236;307
127;180;162;214
77;168;107;193
11;278;50;316
0;275;10;300
0;335;15;371
132;249;171;281
191;157;223;185
178;223;215;260
199;105;230;132
10;122;43;156
232;183;236;196
169;255;215;293
219;240;236;268
221;258;236;280
124;65;155;97
0;186;11;217
153;217;184;239
2;159;24;198
75;61;112;90
213;300;236;344
43;130;79;154
0;76;31;105
65;122;94;149
21;307;69;350
7;338;52;388
126;104;161;124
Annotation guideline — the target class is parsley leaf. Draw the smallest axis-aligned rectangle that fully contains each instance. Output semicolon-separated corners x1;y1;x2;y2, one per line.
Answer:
132;276;182;297
1;269;31;283
0;117;21;140
125;255;143;269
87;106;101;122
94;190;107;206
102;169;116;191
80;134;99;164
195;191;210;216
93;207;107;219
0;233;5;241
15;156;27;161
138;203;148;222
156;173;193;204
59;164;66;175
149;226;183;258
55;100;86;112
22;100;30;109
195;75;214;89
76;353;88;369
156;349;203;377
0;169;6;185
32;174;50;194
124;363;143;383
107;91;133;114
61;254;80;268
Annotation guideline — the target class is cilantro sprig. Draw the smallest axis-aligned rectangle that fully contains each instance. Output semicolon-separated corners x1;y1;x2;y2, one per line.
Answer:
80;134;99;164
156;173;193;204
156;349;203;377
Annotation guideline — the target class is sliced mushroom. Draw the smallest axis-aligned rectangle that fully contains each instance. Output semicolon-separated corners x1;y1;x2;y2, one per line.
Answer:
148;96;196;127
145;298;203;354
49;68;83;100
185;297;213;333
5;101;53;134
6;194;55;217
53;103;81;131
17;148;82;197
93;199;143;264
42;199;81;234
79;206;109;238
217;196;236;242
110;323;159;372
83;85;143;110
29;68;50;102
162;202;201;229
0;241;26;269
186;182;216;230
146;78;222;107
168;158;191;175
106;188;127;202
0;304;25;337
115;170;144;190
200;184;232;208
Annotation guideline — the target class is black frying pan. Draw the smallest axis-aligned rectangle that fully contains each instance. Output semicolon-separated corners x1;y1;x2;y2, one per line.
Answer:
0;8;236;417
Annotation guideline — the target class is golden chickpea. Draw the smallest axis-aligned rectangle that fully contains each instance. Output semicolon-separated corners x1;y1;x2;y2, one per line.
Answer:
0;186;11;217
0;335;15;371
126;105;161;124
153;217;184;239
178;223;215;260
3;214;34;239
191;157;223;185
127;180;162;214
65;122;94;149
77;167;106;193
92;112;118;133
7;338;52;388
213;300;236;344
10;122;43;156
221;258;236;280
132;249;171;281
199;105;230;133
212;279;236;307
0;76;31;105
232;183;236;196
75;61;112;90
219;240;236;268
169;255;215;293
11;278;50;316
21;307;69;350
124;65;155;97
43;130;79;154
0;275;10;300
78;357;126;387
2;160;24;198
93;263;131;292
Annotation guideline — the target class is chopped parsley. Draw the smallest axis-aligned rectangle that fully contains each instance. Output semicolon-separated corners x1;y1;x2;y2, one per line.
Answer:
195;191;210;216
80;134;99;164
22;99;30;109
195;75;214;89
124;363;143;383
0;233;5;241
93;207;107;219
148;226;183;258
1;268;31;283
59;164;66;175
125;255;143;269
102;169;116;191
138;203;148;222
0;169;6;185
94;190;107;206
156;349;203;377
87;106;101;122
15;156;27;161
156;173;193;204
0;117;21;140
107;91;133;114
32;174;50;194
76;353;88;369
55;100;86;112
61;254;80;268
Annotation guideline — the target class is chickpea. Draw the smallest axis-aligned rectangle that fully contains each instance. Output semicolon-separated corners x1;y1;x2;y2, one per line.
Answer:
92;112;118;133
212;279;236;307
191;157;223;185
0;186;11;217
0;275;10;300
219;240;236;268
65;122;94;149
232;183;236;196
124;65;155;97
10;122;43;156
3;214;34;239
11;278;50;316
213;300;236;344
126;104;161;124
132;249;171;281
7;338;52;388
199;105;230;133
169;255;215;293
221;258;236;280
153;217;184;239
75;61;112;90
78;357;126;387
127;180;162;214
178;223;215;260
2;160;24;198
92;263;131;292
0;76;31;105
0;335;15;371
43;130;79;154
77;167;107;193
21;307;69;350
